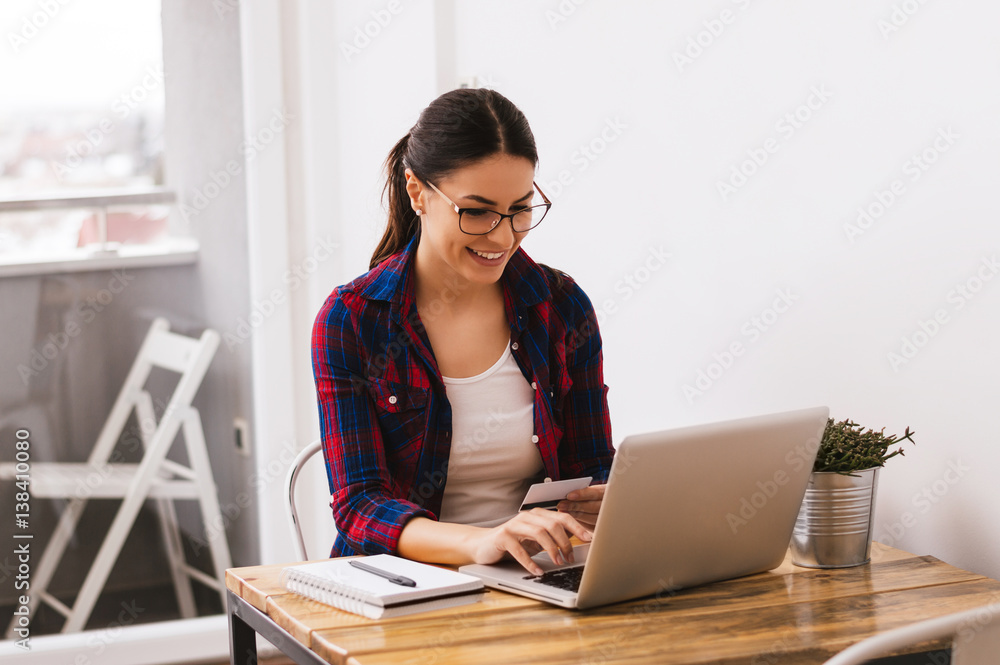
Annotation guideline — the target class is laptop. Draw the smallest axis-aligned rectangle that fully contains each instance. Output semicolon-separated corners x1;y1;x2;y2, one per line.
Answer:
459;406;829;609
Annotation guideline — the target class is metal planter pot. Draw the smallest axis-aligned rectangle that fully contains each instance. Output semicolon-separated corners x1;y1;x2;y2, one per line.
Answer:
790;467;880;568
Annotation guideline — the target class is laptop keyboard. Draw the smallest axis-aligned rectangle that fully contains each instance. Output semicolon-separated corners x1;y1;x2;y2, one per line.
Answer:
526;566;585;592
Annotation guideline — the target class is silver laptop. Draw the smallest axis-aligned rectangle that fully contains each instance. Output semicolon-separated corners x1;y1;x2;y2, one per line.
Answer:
459;406;829;609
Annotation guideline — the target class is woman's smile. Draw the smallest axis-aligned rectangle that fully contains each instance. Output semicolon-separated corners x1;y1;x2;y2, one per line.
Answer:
467;246;508;266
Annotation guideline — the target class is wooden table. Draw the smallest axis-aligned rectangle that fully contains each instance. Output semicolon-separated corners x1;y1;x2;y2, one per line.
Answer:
225;543;1000;664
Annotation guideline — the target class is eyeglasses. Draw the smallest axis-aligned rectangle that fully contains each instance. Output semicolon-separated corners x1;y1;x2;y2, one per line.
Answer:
423;178;552;236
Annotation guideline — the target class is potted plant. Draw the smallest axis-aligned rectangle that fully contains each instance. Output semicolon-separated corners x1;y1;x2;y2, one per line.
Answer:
790;418;916;568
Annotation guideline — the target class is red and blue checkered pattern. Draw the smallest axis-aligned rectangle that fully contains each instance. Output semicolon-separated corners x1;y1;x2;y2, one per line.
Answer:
311;235;614;556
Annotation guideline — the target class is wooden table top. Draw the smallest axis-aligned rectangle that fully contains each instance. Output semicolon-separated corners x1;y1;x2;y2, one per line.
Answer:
226;543;1000;665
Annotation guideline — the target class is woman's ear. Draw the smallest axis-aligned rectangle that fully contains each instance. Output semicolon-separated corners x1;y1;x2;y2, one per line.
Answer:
404;168;425;215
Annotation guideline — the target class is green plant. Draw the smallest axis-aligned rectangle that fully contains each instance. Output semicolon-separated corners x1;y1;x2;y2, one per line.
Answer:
813;418;916;474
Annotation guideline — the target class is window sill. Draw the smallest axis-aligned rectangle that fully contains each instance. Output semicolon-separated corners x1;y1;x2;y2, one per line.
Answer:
0;237;199;278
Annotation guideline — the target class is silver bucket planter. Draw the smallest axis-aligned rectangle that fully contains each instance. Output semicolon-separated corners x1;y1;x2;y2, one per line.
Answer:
790;467;880;568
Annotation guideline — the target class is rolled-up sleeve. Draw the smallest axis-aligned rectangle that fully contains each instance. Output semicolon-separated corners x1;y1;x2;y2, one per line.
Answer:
311;291;434;555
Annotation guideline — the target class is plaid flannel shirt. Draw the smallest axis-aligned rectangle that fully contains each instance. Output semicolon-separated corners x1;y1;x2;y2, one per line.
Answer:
311;235;614;556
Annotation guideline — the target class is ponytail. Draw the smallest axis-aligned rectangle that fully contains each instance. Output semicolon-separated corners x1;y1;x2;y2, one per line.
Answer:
368;88;539;269
370;133;418;269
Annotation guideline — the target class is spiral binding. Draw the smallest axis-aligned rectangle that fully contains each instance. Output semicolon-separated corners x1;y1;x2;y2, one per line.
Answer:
280;568;380;618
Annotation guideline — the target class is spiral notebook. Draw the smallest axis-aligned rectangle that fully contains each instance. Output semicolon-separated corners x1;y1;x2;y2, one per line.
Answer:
280;554;485;619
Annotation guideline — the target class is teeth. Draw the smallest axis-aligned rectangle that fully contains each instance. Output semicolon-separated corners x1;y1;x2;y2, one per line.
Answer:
472;249;504;260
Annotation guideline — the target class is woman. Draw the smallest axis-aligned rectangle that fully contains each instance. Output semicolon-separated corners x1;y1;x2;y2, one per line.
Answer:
312;88;614;576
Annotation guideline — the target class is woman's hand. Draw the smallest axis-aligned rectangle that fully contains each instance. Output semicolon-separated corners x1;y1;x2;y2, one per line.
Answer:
556;484;606;528
468;509;593;576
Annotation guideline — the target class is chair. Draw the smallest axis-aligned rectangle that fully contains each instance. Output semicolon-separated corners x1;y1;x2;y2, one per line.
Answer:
285;439;324;561
824;602;1000;665
0;317;232;634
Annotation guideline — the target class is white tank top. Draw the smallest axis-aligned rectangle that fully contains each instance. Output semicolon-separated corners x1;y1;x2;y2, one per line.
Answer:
438;341;543;527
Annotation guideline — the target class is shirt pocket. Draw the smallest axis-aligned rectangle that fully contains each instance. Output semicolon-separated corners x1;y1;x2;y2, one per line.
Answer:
367;378;430;453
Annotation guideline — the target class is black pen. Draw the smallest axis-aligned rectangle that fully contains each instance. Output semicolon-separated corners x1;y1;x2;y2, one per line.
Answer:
349;559;417;587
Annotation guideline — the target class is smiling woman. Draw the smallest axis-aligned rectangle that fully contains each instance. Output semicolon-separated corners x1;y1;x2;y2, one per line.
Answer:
311;88;615;577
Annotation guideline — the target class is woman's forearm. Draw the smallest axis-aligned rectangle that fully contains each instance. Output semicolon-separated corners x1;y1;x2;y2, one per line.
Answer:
396;516;484;565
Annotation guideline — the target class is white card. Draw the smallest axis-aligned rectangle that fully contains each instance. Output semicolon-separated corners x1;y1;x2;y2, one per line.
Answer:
518;477;593;512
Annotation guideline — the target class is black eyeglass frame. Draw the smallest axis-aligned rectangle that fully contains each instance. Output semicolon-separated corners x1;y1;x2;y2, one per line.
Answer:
421;178;552;236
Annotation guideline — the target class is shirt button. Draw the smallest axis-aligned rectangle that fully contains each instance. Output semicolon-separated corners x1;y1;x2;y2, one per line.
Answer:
388;395;397;405
531;381;537;390
511;342;519;350
531;435;539;443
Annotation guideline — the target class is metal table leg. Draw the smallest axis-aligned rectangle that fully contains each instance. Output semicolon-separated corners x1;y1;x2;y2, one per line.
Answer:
228;590;258;665
227;589;329;665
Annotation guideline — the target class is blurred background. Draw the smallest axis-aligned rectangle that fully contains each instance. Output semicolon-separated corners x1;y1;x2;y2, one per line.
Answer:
1;0;998;661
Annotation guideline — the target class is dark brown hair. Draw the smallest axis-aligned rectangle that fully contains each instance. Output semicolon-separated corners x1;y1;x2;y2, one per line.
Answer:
370;88;539;269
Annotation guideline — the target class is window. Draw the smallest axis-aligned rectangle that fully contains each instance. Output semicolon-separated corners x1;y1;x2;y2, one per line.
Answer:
0;0;192;274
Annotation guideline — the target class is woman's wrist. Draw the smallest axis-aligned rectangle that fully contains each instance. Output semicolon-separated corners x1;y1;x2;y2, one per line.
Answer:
457;522;489;563
397;516;486;565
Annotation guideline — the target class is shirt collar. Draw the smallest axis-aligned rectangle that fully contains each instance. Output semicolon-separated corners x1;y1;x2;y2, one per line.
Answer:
353;232;553;318
352;233;418;309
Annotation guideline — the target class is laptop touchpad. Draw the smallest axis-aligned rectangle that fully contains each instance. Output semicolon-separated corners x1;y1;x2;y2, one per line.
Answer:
531;543;590;570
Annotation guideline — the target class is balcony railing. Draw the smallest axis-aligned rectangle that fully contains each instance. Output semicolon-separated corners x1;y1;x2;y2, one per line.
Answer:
0;187;198;277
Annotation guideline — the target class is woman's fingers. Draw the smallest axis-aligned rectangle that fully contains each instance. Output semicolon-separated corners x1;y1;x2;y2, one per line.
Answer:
512;510;571;567
494;521;559;575
485;510;591;575
566;485;606;502
559;507;598;527
558;503;600;527
557;484;606;527
498;532;544;576
541;506;594;540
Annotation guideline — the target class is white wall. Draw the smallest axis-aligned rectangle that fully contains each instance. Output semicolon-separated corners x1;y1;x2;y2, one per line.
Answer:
274;0;1000;577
